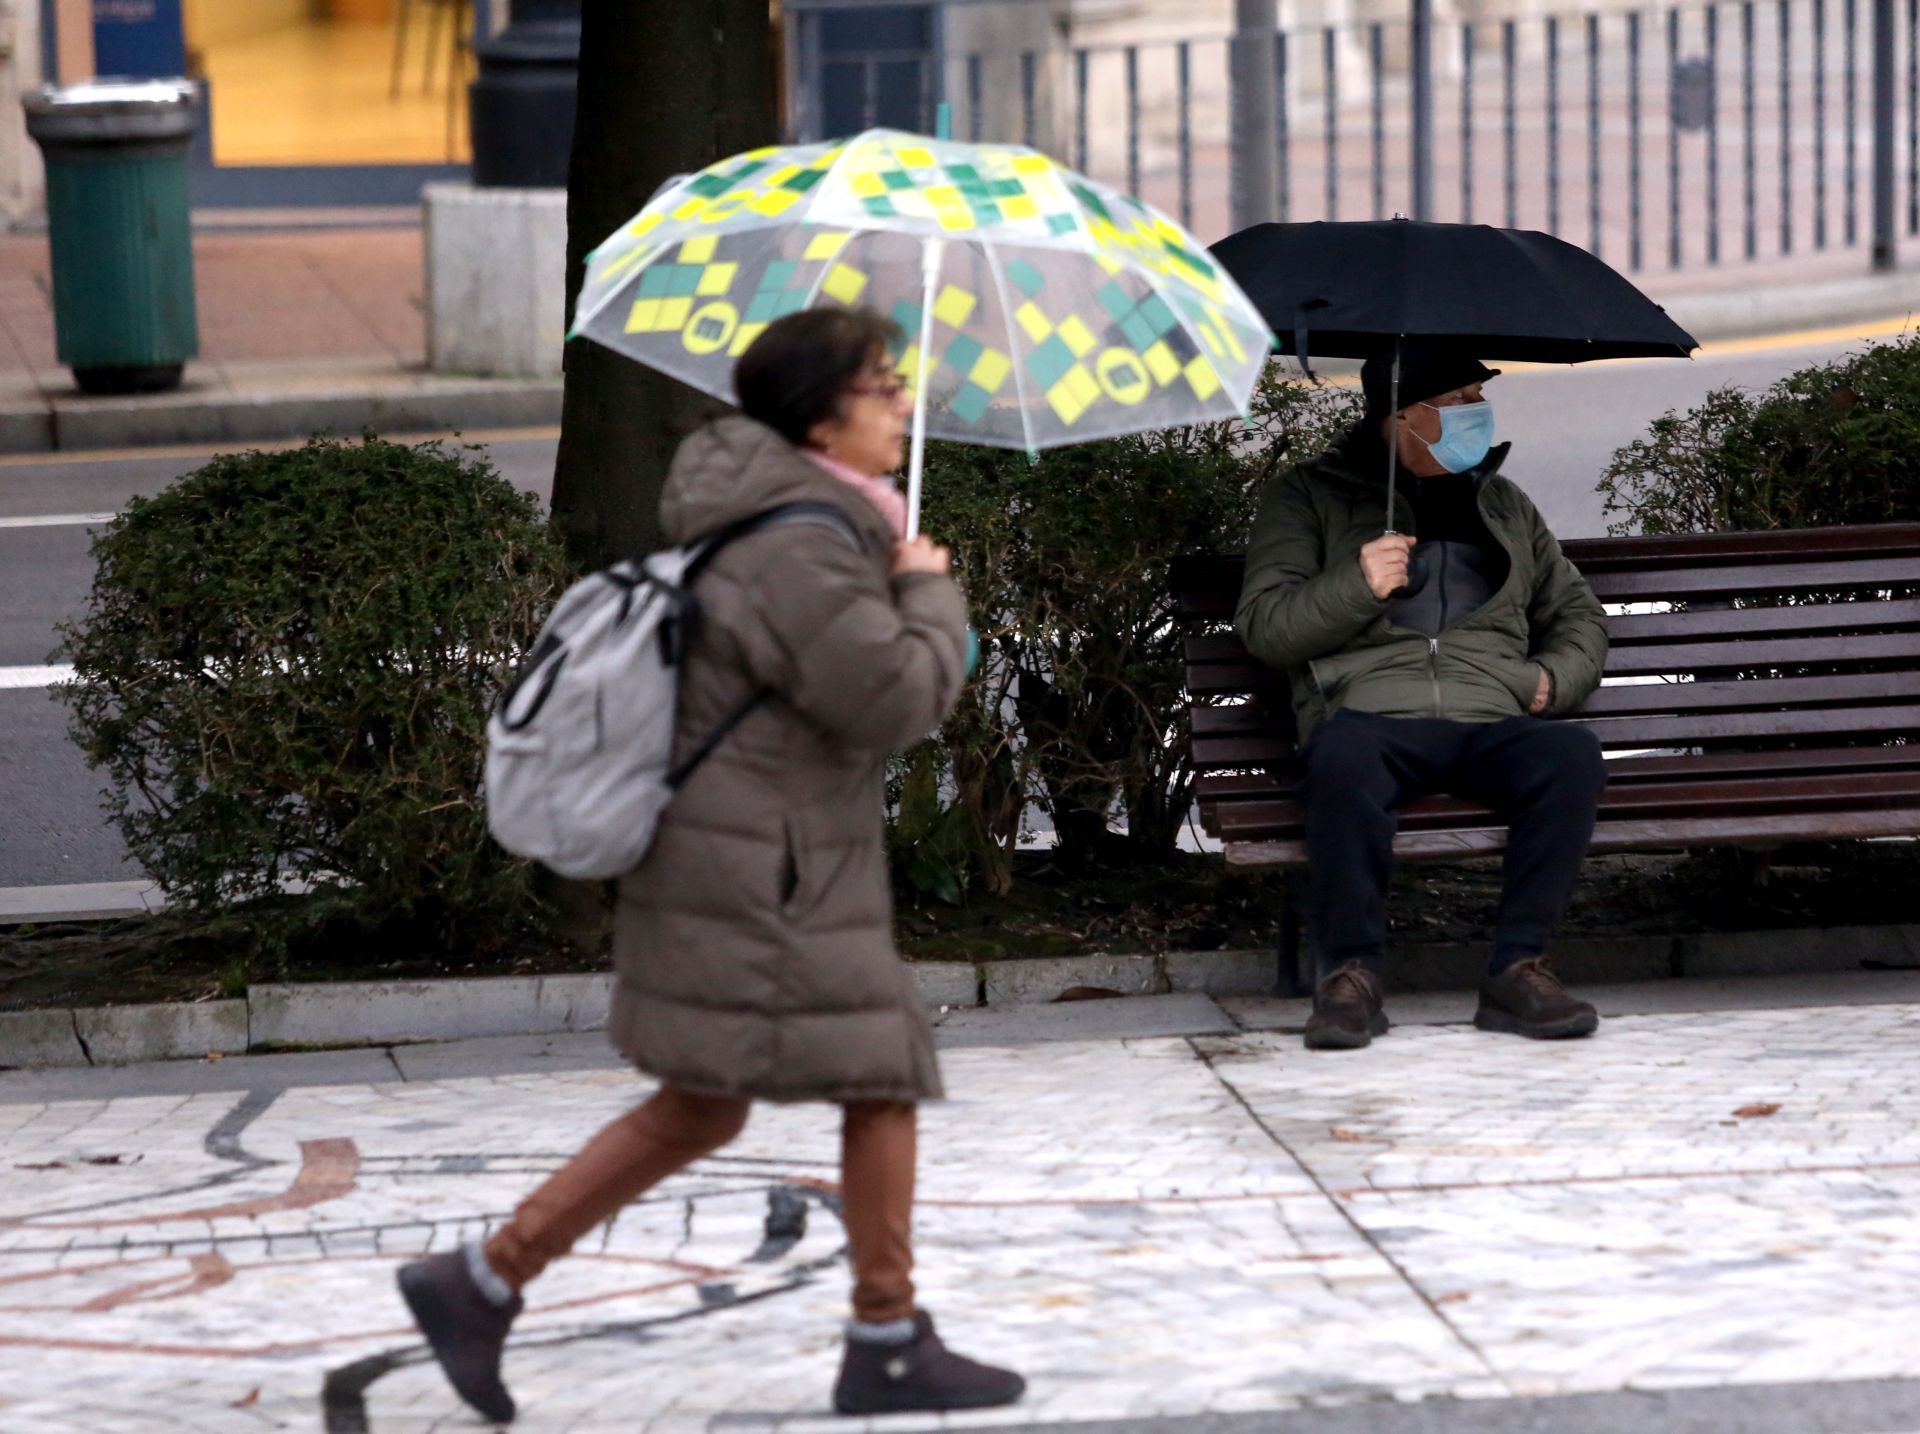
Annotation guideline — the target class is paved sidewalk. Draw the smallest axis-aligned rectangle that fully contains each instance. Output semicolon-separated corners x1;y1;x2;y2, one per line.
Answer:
1;984;1918;1431
0;227;560;452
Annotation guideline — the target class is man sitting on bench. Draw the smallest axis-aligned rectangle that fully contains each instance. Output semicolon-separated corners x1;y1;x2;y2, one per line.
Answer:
1236;346;1611;1051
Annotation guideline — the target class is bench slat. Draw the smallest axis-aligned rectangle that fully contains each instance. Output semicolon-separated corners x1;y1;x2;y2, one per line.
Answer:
1580;670;1920;715
1607;598;1920;643
1561;522;1920;567
1189;676;1920;724
1578;702;1920;746
1196;743;1920;806
1213;769;1920;841
1584;556;1920;600
1185;636;1920;695
1193;735;1295;767
1221;805;1920;867
1603;631;1920;675
1194;702;1920;765
1175;610;1920;679
1173;553;1920;618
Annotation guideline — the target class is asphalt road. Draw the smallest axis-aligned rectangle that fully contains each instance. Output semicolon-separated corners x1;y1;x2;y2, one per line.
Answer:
0;324;1897;889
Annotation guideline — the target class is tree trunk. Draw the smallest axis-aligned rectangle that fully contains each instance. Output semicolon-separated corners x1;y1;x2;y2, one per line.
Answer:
550;0;778;572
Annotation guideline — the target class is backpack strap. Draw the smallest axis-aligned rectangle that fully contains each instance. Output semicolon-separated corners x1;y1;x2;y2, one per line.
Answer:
667;500;865;790
682;499;862;584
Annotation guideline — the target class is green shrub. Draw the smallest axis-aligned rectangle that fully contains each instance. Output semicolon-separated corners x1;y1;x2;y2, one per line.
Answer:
57;436;574;965
900;365;1360;897
1599;330;1920;534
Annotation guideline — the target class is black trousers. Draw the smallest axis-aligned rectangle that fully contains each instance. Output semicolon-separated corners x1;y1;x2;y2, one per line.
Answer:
1298;710;1609;977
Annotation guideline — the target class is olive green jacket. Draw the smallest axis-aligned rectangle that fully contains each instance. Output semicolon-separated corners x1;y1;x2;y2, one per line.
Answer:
1234;427;1609;743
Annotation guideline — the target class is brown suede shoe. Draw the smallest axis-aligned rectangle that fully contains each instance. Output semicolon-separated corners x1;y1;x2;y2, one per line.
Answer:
397;1250;521;1424
833;1311;1025;1414
1303;960;1389;1051
1475;956;1599;1040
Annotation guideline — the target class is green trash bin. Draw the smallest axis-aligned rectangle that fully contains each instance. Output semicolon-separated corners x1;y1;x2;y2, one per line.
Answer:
23;79;199;396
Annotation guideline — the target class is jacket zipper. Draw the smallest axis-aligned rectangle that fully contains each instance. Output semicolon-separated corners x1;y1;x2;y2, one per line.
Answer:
1429;637;1442;716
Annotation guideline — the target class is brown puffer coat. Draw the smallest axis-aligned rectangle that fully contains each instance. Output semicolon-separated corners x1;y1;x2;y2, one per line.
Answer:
607;415;969;1104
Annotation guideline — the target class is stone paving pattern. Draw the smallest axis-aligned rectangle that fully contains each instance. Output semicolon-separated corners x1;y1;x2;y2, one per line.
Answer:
1;1000;1918;1430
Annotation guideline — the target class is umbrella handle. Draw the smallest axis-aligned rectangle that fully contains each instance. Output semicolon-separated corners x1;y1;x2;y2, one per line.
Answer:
904;237;943;543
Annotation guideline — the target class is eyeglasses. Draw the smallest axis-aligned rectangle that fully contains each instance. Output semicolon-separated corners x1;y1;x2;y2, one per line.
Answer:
847;373;908;401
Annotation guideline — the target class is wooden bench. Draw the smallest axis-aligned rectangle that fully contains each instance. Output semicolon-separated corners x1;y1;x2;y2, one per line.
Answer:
1171;522;1920;991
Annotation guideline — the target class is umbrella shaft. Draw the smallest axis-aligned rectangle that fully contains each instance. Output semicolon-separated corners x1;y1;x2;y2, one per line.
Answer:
1384;338;1401;536
905;237;943;543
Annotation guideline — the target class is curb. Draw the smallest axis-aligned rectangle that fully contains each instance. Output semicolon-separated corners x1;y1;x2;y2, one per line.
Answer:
0;368;563;455
1663;269;1920;346
2;925;1915;1070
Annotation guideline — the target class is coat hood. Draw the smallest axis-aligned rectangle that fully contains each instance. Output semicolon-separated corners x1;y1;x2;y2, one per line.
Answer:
660;414;898;555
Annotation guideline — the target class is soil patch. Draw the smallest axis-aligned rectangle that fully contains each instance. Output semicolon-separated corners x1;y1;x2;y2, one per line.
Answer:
3;841;1917;1013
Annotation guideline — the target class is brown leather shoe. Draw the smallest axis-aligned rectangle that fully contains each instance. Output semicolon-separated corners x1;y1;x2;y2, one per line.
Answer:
1475;956;1599;1040
833;1311;1025;1414
397;1250;521;1424
1304;960;1389;1051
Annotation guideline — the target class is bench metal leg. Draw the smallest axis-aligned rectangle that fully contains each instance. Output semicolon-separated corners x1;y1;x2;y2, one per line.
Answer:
1277;869;1312;997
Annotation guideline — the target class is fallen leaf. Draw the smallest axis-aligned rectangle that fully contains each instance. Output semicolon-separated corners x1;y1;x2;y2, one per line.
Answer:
231;1388;260;1409
1434;1291;1471;1305
1733;1103;1782;1119
1330;1127;1370;1143
1053;985;1125;1003
15;1161;64;1171
204;1052;225;1063
82;1154;133;1166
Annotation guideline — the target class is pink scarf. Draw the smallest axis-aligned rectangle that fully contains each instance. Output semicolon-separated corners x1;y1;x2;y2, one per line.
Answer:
803;450;909;540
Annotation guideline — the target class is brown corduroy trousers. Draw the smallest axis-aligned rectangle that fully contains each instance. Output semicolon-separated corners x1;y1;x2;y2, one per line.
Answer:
483;1086;917;1323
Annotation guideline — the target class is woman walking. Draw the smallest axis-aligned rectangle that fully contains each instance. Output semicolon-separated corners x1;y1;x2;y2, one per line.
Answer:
397;308;1024;1421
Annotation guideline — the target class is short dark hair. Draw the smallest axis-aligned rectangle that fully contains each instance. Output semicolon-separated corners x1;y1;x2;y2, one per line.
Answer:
733;308;904;446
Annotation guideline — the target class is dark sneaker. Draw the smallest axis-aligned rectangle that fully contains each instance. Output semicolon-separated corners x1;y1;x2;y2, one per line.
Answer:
833;1311;1026;1414
1304;960;1389;1051
397;1250;521;1424
1475;956;1600;1040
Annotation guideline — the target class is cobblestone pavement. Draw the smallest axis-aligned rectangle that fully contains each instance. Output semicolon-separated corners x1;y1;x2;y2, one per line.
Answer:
2;998;1918;1432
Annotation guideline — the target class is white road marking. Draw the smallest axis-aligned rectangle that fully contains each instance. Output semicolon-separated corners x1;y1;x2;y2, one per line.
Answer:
0;664;75;689
0;511;116;529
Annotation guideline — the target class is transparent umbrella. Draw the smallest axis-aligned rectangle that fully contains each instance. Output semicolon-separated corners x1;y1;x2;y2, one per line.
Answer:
572;128;1276;537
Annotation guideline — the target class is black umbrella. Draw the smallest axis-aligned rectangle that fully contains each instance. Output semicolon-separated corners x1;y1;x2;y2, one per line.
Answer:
1209;218;1698;528
1210;218;1697;364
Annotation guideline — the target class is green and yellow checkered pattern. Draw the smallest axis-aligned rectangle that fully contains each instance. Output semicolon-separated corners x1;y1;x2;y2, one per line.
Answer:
571;128;1274;452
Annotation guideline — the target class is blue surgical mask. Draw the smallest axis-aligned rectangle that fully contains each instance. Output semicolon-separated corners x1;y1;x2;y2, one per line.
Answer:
1419;399;1495;473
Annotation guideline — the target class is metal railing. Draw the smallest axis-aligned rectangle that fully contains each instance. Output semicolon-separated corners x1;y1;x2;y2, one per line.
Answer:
791;0;1917;275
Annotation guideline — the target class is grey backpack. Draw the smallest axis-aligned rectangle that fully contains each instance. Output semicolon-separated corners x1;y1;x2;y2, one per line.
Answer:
485;501;859;879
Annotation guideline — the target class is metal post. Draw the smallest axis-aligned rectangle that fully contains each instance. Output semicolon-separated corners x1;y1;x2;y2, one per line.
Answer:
1277;32;1292;222
1462;22;1475;223
1231;0;1282;229
1127;47;1141;195
1326;28;1340;222
1874;0;1896;268
1503;20;1517;226
1021;51;1037;149
1179;40;1194;227
1546;16;1561;236
1074;48;1089;171
1630;11;1644;270
1411;0;1434;219
1371;23;1386;217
